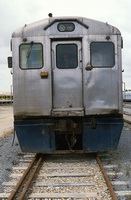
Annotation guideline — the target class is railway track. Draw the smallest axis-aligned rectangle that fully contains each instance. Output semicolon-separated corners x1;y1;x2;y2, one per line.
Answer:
123;102;131;110
1;152;129;200
0;100;13;104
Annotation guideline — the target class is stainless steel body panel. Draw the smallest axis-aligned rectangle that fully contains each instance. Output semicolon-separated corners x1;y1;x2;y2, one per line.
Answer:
11;17;123;118
12;36;52;117
83;35;121;115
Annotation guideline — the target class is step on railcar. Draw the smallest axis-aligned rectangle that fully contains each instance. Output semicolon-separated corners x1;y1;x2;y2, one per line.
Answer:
8;16;124;153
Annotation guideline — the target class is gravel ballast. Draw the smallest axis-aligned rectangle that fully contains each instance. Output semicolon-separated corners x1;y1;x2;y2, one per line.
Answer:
0;134;21;192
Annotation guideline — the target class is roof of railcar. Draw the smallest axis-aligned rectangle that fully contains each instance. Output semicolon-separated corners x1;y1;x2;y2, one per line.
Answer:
12;16;121;37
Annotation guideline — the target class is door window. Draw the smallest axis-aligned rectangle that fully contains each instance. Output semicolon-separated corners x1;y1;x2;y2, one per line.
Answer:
56;44;78;69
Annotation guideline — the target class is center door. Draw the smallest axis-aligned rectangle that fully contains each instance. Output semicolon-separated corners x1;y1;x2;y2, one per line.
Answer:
52;40;84;116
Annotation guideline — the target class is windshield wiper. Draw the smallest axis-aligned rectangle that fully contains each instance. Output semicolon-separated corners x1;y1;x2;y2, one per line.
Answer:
26;41;34;67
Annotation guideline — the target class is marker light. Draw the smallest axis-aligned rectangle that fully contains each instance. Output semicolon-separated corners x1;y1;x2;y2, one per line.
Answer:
57;23;75;32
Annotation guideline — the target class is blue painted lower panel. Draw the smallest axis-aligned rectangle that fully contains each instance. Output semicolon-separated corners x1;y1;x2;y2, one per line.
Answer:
83;117;124;152
15;117;124;152
14;120;55;152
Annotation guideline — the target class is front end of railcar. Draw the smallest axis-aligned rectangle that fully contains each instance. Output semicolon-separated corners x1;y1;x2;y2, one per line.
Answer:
9;16;124;153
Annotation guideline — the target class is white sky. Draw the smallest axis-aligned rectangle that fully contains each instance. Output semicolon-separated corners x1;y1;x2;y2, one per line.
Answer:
0;0;131;92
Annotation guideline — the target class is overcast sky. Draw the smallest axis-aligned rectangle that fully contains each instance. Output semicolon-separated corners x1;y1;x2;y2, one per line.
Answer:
0;0;131;92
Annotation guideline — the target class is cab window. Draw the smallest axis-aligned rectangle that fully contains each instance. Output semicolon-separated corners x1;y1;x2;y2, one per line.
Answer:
19;43;43;69
56;44;78;69
91;42;115;67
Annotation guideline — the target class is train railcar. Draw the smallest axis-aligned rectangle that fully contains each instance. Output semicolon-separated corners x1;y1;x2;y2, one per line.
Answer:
8;16;124;153
123;91;131;102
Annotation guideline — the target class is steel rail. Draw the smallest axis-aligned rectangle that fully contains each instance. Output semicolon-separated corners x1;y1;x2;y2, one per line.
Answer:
18;155;43;200
96;154;118;200
124;119;131;124
7;154;42;200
